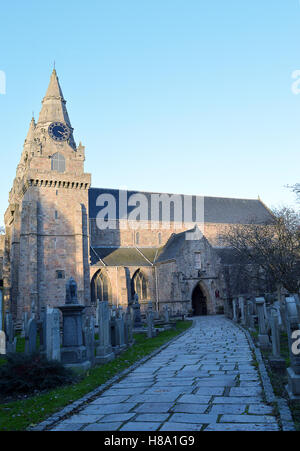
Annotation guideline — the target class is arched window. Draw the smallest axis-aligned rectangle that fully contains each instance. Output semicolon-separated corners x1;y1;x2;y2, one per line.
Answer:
131;270;148;300
91;270;112;303
51;153;65;173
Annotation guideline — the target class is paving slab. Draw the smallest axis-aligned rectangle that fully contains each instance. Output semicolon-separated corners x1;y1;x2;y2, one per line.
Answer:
49;316;280;432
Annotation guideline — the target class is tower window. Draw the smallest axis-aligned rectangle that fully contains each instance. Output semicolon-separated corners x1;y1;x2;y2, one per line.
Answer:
56;270;65;279
51;153;65;173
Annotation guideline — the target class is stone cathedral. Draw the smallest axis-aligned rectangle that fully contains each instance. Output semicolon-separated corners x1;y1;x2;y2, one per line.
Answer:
0;70;273;324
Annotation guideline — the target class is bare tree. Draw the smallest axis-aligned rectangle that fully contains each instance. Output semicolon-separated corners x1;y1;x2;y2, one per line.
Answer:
219;207;300;293
288;183;300;204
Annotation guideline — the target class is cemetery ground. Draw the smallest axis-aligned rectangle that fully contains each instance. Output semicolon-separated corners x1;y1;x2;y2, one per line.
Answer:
0;320;191;431
250;326;300;430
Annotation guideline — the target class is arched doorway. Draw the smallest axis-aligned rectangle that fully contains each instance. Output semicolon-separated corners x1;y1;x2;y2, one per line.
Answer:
192;283;207;316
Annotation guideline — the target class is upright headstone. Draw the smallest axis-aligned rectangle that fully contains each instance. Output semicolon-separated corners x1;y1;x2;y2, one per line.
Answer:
84;315;95;367
46;307;61;361
96;301;114;364
247;300;256;331
25;317;37;355
146;301;155;338
162;305;169;323
58;278;90;372
255;297;271;349
232;299;238;322
5;313;16;353
269;308;285;372
115;306;126;352
21;312;28;338
238;297;246;325
132;293;142;328
125;306;134;347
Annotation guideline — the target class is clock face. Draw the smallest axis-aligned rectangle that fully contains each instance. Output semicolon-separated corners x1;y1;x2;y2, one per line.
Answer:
48;122;70;142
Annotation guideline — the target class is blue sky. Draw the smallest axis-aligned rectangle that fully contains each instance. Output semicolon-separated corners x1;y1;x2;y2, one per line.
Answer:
0;0;300;226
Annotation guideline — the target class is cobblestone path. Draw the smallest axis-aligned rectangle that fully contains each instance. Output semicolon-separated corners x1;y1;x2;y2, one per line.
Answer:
51;316;279;431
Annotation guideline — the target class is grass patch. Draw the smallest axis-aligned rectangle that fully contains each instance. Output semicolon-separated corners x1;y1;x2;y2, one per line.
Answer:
0;320;192;431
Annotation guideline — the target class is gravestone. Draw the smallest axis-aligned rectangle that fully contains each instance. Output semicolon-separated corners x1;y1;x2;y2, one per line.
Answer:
21;312;28;338
5;313;16;353
25;317;37;355
146;301;155;338
255;297;271;349
46;307;61;361
96;301;114;364
115;306;126;352
84;315;95;366
232;299;238;322
247;300;256;332
125;306;134;347
58;278;90;372
132;293;142;328
162;305;169;323
269;307;285;373
238;297;246;325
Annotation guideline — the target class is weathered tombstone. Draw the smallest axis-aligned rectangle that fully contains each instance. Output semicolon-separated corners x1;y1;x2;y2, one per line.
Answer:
285;297;300;399
162;305;169;323
247;300;256;332
5;313;16;353
132;293;142;328
25;317;37;355
21;312;28;338
146;301;155;338
58;278;90;372
115;306;126;352
238;296;246;325
232;299;238;322
125;306;134;346
84;315;95;367
46;307;61;361
0;330;6;355
96;301;114;364
268;307;285;373
255;297;271;349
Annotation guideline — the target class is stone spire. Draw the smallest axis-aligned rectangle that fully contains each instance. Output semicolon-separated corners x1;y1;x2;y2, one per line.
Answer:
24;116;36;145
37;69;72;128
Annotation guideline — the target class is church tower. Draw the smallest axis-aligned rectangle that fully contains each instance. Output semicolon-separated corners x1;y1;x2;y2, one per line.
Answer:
3;69;91;321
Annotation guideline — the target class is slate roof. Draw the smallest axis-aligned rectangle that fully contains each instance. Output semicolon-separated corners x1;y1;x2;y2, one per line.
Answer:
90;247;161;266
89;188;273;225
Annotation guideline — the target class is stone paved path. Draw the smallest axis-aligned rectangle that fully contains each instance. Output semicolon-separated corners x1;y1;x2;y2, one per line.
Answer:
51;316;280;431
